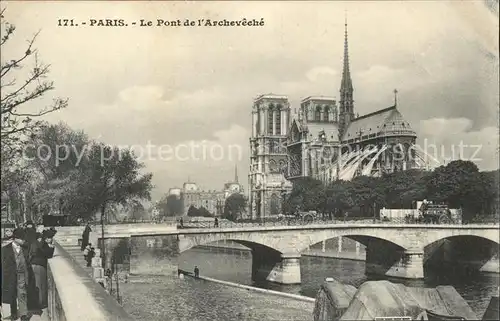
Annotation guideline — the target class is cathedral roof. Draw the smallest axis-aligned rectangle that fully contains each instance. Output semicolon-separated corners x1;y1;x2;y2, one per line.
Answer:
342;106;416;141
306;122;340;143
290;118;340;142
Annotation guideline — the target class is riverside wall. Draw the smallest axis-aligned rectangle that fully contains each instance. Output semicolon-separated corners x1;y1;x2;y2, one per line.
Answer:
46;242;135;321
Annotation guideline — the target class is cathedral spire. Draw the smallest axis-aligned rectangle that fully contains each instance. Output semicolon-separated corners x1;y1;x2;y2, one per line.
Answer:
341;14;353;93
234;164;239;183
339;13;355;138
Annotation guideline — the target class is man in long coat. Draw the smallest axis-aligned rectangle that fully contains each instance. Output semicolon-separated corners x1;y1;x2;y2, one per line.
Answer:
1;228;40;320
30;230;55;310
81;223;91;251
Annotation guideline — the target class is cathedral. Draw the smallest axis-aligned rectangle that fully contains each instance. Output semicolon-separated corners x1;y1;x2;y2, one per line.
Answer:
248;22;426;219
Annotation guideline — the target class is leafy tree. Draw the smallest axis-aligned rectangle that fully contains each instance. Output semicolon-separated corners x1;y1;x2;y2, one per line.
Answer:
25;122;90;217
382;169;428;208
166;194;183;216
479;170;500;216
285;177;325;212
423;160;485;222
347;176;385;217
223;193;246;221
324;180;354;218
157;194;183;217
187;205;199;217
198;206;213;218
129;201;147;220
75;143;153;223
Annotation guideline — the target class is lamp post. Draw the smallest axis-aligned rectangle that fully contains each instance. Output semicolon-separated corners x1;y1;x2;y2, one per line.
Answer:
101;206;105;270
373;202;377;223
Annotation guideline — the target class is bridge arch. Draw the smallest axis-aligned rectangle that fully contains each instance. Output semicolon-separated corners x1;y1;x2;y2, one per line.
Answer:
307;235;403;252
424;234;499;276
178;232;297;284
299;228;413;253
178;232;286;254
420;228;500;249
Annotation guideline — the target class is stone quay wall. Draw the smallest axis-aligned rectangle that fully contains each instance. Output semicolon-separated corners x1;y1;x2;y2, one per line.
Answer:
47;242;134;321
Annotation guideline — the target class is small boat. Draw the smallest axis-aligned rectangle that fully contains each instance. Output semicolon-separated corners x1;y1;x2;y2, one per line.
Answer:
482;296;499;321
414;310;466;320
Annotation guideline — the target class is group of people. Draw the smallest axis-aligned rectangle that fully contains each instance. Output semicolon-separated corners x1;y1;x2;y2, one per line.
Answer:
1;221;57;321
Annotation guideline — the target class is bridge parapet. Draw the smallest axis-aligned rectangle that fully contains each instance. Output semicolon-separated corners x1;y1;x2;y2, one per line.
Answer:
47;242;134;321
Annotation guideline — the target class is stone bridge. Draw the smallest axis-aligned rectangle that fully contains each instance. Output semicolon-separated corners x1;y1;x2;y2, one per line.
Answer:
98;223;499;285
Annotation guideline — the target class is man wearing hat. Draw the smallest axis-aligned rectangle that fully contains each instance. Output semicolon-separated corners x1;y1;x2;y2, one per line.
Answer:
29;229;55;311
1;228;39;320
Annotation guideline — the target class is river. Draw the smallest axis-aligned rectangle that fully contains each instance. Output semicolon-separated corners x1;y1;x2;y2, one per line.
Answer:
121;246;499;321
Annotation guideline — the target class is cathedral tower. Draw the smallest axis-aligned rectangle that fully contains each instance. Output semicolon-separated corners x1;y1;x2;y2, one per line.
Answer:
249;94;292;219
338;17;355;138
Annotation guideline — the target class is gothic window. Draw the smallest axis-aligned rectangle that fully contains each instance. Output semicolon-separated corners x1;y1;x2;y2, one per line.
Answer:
270;193;280;215
290;152;302;177
276;105;282;135
315;106;321;121
279;160;286;173
324;106;330;121
268;105;274;134
268;140;275;153
269;159;277;172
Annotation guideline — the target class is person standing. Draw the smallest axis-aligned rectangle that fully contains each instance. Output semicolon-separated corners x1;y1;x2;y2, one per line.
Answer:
1;228;39;321
24;221;37;245
29;230;55;310
86;247;95;267
81;223;91;251
194;266;200;278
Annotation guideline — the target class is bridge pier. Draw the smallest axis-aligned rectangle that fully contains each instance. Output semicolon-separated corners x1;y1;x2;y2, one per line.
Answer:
386;251;424;279
366;248;424;279
251;246;301;285
365;237;424;279
267;255;301;284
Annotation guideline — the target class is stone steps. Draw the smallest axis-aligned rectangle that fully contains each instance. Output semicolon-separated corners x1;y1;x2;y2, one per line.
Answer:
61;245;94;276
54;232;82;248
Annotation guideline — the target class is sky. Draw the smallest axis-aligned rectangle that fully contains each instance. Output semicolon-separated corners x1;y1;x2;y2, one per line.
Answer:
2;1;499;201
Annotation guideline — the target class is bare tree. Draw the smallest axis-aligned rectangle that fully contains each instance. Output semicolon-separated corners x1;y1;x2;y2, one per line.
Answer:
1;8;68;147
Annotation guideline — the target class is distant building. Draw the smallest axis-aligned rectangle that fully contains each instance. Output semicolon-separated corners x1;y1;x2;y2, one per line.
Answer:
179;165;245;216
168;188;182;197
